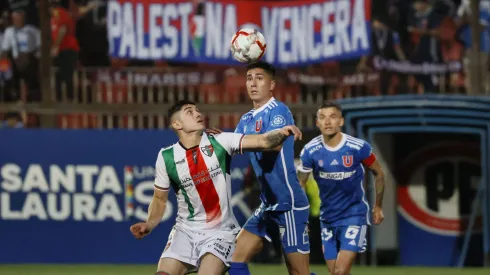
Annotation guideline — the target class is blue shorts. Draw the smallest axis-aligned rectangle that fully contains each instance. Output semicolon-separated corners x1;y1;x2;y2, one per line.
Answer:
321;222;368;260
243;206;310;254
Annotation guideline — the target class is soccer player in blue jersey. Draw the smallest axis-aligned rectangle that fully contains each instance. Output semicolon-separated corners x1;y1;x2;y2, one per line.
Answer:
296;101;385;275
228;62;312;275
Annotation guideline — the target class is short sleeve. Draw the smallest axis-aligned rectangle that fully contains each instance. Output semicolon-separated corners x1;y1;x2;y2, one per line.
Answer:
265;105;294;132
359;141;376;167
213;132;244;155
154;150;170;191
297;147;313;173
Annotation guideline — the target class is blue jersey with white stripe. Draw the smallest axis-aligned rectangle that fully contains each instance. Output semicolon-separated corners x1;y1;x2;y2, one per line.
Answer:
235;98;309;211
298;133;372;226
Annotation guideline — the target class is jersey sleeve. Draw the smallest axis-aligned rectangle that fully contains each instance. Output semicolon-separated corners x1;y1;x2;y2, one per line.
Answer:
297;147;313;173
265;104;294;132
359;141;376;167
154;150;170;191
214;132;245;155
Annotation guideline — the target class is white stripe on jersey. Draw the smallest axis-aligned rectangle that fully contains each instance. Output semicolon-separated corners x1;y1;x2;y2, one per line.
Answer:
290;211;297;246
345;134;366;145
304;136;322;149
346;136;364;147
358;225;367;247
280;148;296;209
285;211;291;246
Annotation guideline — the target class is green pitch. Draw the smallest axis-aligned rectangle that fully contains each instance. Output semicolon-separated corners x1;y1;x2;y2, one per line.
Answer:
1;265;489;275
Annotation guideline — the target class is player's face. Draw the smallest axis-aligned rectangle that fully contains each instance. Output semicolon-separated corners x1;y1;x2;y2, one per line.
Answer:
316;107;344;136
246;68;275;102
173;104;205;132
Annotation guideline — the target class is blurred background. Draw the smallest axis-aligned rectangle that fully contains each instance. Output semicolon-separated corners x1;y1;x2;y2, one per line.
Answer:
1;0;490;274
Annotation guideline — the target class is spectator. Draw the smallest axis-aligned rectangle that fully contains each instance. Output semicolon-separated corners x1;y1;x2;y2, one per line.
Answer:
357;17;407;95
455;0;490;95
49;0;80;102
1;109;25;128
408;0;444;93
1;9;40;101
0;10;15;102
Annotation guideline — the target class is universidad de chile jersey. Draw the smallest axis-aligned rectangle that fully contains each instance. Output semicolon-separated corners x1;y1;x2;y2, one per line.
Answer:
297;133;376;226
235;97;309;211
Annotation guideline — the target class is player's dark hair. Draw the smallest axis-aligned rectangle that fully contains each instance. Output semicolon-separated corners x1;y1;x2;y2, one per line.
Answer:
319;101;343;114
167;100;197;121
246;61;276;78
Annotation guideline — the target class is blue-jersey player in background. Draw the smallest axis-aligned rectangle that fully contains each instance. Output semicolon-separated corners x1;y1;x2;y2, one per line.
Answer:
297;101;386;275
227;62;312;275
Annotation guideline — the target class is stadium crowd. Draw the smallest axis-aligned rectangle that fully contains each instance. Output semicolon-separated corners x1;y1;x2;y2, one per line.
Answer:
0;0;488;129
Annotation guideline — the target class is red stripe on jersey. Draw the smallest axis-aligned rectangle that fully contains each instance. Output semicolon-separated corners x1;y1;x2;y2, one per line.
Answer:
362;153;376;167
154;184;169;191
185;148;222;223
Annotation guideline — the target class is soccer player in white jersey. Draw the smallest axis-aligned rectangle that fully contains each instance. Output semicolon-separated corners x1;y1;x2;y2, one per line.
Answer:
297;101;385;275
129;100;302;275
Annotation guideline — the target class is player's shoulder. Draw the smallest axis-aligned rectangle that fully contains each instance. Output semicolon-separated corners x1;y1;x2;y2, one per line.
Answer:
343;134;369;150
159;142;179;154
240;109;254;121
269;99;291;113
302;135;323;155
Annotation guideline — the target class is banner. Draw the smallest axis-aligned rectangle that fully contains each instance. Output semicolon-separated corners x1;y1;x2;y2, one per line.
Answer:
107;0;371;66
394;133;483;266
0;129;251;263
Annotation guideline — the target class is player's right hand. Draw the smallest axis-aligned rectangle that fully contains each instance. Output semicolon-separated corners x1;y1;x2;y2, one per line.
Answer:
130;222;151;240
280;125;302;141
205;127;223;135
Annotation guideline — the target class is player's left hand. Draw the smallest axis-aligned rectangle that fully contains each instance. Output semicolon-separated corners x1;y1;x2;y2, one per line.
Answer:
372;206;384;225
279;125;302;141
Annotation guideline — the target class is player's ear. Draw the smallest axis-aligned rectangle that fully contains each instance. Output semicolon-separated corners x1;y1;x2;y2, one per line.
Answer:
339;116;345;127
173;120;183;130
270;79;276;91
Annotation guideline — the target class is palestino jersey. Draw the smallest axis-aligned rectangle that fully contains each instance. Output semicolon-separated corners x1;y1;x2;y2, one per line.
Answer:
154;133;244;231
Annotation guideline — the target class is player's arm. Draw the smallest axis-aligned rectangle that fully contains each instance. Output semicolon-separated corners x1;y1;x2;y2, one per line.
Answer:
147;151;171;231
146;189;169;231
297;147;313;189
264;106;296;151
365;159;385;208
130;151;170;239
360;142;385;224
297;170;311;189
240;125;302;151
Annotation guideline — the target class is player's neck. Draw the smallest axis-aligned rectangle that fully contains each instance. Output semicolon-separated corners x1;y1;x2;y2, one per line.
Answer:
323;132;343;147
253;96;273;109
179;131;203;149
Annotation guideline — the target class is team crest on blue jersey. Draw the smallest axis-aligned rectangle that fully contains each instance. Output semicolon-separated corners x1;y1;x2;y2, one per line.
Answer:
255;118;263;132
201;145;214;157
270;115;286;127
318;159;324;167
342;155;353;167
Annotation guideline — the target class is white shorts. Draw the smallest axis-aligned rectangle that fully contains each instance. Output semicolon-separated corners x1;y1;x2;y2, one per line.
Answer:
160;226;238;269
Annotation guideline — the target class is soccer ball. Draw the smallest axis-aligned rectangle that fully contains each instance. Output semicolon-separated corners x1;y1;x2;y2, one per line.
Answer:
230;28;267;64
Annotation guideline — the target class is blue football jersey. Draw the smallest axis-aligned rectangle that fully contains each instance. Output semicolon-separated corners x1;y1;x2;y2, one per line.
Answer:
235;98;309;211
298;133;375;226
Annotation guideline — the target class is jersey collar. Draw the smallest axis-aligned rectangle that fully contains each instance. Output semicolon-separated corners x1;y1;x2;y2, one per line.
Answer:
252;97;275;117
322;133;346;152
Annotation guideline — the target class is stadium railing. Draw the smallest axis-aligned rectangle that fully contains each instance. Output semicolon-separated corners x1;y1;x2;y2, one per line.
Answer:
0;65;390;129
0;59;475;130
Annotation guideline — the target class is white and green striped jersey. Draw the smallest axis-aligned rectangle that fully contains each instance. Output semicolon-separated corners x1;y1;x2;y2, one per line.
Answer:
154;133;244;231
